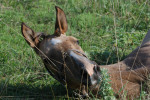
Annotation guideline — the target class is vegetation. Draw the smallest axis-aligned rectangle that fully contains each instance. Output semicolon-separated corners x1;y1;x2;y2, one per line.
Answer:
0;0;150;99
97;69;115;100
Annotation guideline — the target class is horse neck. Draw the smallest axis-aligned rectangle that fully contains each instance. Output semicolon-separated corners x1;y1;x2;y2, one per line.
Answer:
99;41;150;84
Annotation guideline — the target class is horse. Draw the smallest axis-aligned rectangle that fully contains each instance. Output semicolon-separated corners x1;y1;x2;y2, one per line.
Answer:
21;6;150;99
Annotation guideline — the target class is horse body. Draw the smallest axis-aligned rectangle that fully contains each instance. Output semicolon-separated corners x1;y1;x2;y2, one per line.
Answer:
99;32;150;98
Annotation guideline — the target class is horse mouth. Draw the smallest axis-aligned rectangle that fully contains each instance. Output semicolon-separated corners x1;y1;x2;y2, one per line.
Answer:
68;50;101;85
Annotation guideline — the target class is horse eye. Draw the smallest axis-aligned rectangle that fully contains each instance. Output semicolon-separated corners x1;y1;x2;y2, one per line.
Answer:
77;40;79;44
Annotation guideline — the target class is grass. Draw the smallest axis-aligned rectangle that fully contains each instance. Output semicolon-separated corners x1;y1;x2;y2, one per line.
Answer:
0;0;150;99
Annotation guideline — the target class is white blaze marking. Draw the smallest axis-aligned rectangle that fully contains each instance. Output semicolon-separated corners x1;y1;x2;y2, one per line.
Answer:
69;51;94;76
50;38;62;45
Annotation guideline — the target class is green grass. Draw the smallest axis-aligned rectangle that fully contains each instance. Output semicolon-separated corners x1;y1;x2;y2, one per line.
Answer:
0;0;150;99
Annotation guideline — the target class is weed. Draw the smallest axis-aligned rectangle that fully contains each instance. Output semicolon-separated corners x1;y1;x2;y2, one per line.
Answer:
98;68;116;100
0;0;150;99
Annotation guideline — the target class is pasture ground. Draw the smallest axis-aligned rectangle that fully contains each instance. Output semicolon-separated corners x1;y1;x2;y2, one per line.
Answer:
0;0;150;99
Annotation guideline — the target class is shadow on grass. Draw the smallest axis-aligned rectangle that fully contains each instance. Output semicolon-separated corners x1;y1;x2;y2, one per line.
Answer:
0;80;74;100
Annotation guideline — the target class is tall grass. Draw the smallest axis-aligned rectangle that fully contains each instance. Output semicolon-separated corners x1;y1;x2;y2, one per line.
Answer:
0;0;150;99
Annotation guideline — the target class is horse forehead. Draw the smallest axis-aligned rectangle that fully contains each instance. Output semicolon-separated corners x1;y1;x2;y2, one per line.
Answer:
49;35;74;46
50;38;62;45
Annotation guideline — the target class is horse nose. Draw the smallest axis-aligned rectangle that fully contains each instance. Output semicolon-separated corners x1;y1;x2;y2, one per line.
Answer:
69;50;95;76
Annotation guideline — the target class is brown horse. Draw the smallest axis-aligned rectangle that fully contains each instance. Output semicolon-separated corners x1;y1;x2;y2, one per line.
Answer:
21;6;150;99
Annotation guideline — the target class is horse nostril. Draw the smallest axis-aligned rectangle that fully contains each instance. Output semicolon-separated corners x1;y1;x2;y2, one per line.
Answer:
93;65;100;74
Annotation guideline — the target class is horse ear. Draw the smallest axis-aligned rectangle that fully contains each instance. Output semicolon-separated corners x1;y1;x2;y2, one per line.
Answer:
21;23;36;47
54;6;68;36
